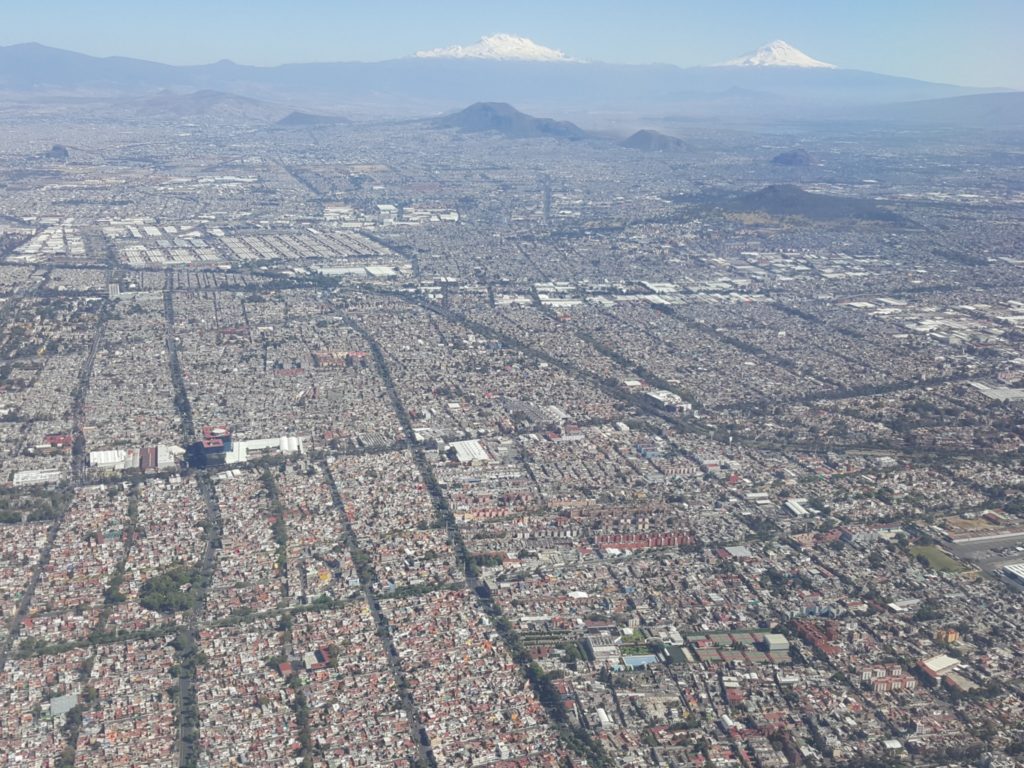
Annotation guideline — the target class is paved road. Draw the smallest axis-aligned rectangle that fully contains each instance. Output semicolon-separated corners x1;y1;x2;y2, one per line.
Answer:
322;460;436;768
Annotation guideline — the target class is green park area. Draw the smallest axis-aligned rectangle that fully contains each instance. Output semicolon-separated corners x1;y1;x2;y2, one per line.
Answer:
911;545;966;573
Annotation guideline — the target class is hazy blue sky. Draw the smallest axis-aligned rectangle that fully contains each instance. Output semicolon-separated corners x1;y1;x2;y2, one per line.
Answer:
2;0;1021;87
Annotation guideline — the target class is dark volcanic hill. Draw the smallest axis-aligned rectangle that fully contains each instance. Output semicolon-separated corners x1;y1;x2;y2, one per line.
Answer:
135;89;288;122
434;102;588;140
723;184;904;223
276;110;350;127
621;129;686;152
771;149;813;166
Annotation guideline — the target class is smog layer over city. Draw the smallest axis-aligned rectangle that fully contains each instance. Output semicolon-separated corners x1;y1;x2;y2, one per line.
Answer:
0;2;1023;767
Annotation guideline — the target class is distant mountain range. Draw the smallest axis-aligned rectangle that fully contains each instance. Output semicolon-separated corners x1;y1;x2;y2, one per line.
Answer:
135;89;289;121
0;39;1009;122
869;91;1024;127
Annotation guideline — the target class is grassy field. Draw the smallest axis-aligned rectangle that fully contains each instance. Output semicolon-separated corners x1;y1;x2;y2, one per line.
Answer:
911;545;967;573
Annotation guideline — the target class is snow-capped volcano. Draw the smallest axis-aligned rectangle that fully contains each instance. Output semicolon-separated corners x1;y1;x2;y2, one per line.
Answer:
414;34;576;62
716;40;836;69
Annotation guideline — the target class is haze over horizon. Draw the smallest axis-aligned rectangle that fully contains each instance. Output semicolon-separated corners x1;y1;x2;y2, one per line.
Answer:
0;0;1022;89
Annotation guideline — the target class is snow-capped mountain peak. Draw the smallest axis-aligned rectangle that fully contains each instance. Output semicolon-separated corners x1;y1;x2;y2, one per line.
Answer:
716;40;836;69
414;34;576;62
